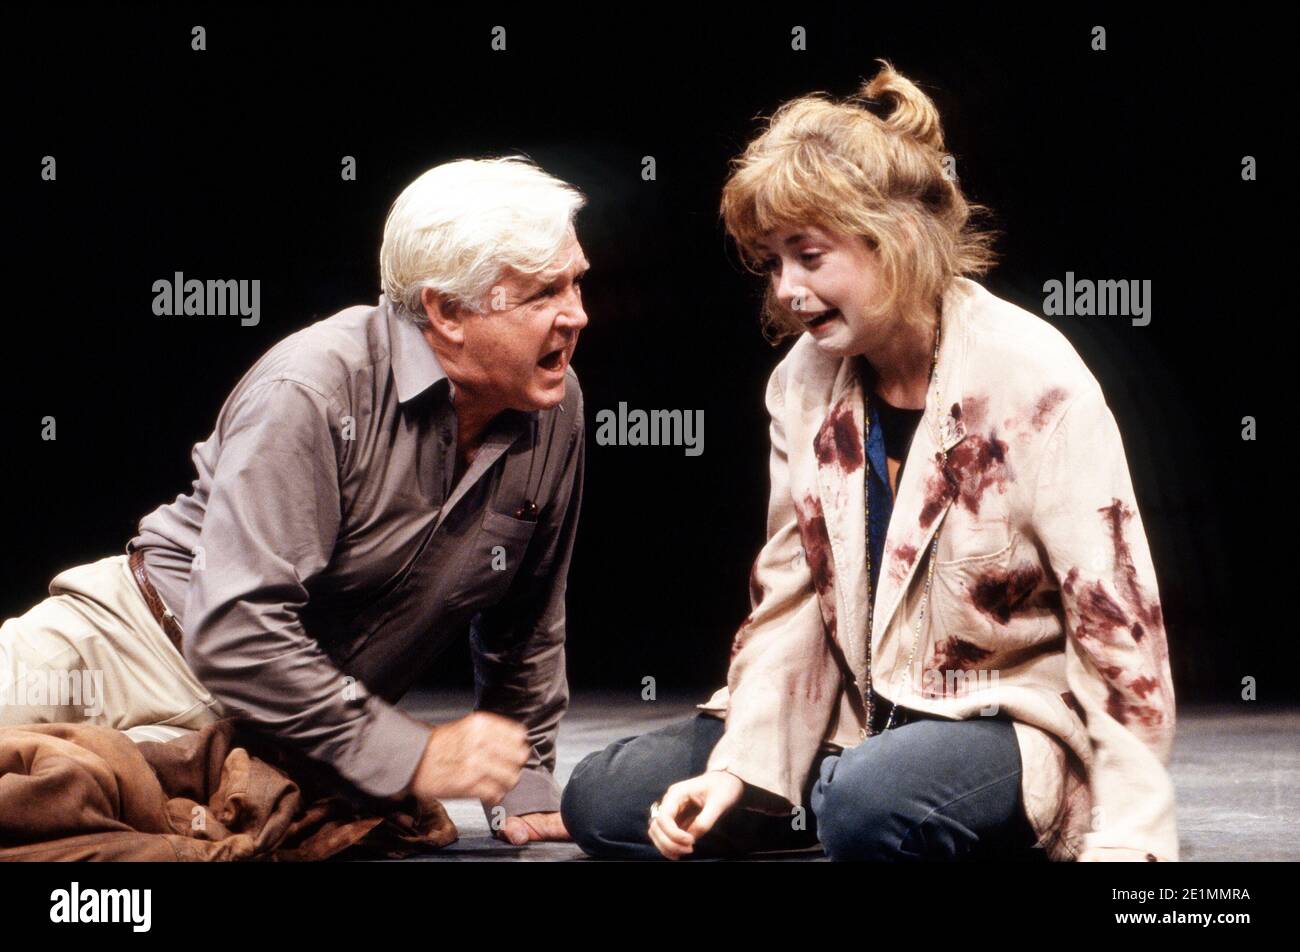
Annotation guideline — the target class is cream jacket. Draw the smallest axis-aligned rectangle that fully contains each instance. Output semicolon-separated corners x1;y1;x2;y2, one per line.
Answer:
699;277;1178;862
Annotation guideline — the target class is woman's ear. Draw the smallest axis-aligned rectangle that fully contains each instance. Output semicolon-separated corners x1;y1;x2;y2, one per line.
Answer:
420;287;465;346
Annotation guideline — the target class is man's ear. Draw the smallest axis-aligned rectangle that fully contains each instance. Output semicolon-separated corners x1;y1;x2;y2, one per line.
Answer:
420;287;465;345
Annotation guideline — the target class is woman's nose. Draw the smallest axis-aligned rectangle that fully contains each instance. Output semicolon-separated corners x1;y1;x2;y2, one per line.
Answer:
775;267;809;311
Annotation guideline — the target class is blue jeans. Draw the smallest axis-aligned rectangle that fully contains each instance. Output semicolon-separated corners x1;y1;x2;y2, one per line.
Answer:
561;708;1043;861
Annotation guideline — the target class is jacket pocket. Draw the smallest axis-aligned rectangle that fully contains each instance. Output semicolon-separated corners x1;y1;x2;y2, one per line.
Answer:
924;535;1058;698
922;541;1014;697
933;506;1013;567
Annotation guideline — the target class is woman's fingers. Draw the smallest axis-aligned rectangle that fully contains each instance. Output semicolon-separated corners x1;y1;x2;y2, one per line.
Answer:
656;786;698;847
647;783;702;858
647;773;746;858
649;818;692;859
684;791;729;839
649;812;694;859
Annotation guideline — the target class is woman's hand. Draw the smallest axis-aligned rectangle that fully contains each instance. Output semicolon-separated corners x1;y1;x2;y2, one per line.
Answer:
648;770;745;859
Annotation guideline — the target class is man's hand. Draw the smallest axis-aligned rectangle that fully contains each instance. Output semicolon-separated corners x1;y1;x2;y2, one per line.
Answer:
648;770;745;860
496;812;570;845
406;712;529;809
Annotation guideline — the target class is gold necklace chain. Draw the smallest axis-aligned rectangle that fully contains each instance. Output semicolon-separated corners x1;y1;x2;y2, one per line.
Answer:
863;314;944;736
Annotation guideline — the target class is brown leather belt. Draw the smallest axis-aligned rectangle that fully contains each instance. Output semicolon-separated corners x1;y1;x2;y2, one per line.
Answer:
128;548;185;655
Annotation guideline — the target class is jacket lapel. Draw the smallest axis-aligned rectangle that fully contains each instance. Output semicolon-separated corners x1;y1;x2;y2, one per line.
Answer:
808;278;978;681
812;360;870;680
868;281;974;654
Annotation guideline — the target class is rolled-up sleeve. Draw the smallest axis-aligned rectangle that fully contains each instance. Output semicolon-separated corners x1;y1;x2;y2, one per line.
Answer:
1031;381;1178;860
182;377;433;801
469;392;584;820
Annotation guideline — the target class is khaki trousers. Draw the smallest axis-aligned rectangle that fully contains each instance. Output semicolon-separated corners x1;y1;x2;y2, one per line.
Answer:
0;555;223;743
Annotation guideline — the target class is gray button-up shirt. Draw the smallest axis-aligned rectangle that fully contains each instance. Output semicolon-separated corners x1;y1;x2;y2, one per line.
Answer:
127;294;584;817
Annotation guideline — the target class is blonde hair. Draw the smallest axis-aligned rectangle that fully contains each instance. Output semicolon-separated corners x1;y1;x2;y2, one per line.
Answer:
719;59;999;341
380;156;587;326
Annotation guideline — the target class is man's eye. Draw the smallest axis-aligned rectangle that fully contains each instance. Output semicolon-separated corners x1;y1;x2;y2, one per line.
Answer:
759;258;779;273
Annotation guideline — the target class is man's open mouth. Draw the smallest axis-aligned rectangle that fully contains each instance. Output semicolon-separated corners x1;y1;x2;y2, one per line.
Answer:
538;348;566;371
806;308;840;329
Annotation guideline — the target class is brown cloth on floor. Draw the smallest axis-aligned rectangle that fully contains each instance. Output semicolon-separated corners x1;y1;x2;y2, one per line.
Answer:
0;719;457;861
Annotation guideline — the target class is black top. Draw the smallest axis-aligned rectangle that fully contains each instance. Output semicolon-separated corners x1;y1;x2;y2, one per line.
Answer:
861;358;925;491
875;395;925;463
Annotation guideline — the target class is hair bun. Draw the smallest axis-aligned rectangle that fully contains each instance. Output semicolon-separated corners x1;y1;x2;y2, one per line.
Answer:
859;58;946;152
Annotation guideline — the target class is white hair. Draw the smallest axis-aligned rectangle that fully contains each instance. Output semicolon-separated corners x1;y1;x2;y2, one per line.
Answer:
379;156;587;326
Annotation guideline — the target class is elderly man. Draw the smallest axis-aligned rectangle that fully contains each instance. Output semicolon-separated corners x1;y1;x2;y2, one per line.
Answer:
0;156;589;845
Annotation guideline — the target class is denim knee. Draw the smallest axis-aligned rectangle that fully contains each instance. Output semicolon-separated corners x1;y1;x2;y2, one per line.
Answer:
811;717;1029;861
811;753;911;861
559;750;615;856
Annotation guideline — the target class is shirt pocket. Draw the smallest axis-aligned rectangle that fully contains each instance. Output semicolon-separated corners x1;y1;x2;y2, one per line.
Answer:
441;508;539;611
330;507;542;673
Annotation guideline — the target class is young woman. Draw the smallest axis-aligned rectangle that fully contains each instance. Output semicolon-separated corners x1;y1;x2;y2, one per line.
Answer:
561;61;1177;862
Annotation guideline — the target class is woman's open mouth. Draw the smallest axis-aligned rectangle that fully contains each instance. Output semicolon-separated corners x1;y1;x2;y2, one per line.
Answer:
806;308;840;331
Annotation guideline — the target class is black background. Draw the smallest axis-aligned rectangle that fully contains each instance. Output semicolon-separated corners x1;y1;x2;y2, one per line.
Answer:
5;6;1284;704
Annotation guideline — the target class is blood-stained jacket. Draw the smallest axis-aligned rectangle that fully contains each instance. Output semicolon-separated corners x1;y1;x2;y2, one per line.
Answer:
699;277;1178;862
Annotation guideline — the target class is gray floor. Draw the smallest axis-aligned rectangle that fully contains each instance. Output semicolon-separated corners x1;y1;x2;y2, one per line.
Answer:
385;691;1299;861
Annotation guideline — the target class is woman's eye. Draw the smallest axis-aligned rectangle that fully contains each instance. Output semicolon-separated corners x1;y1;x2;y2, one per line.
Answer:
800;251;823;264
759;258;779;273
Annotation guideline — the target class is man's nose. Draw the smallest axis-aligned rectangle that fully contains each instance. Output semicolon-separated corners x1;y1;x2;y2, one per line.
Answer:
557;290;588;331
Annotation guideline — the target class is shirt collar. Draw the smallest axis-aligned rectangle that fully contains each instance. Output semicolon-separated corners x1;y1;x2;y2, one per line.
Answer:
383;294;451;404
381;294;541;429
